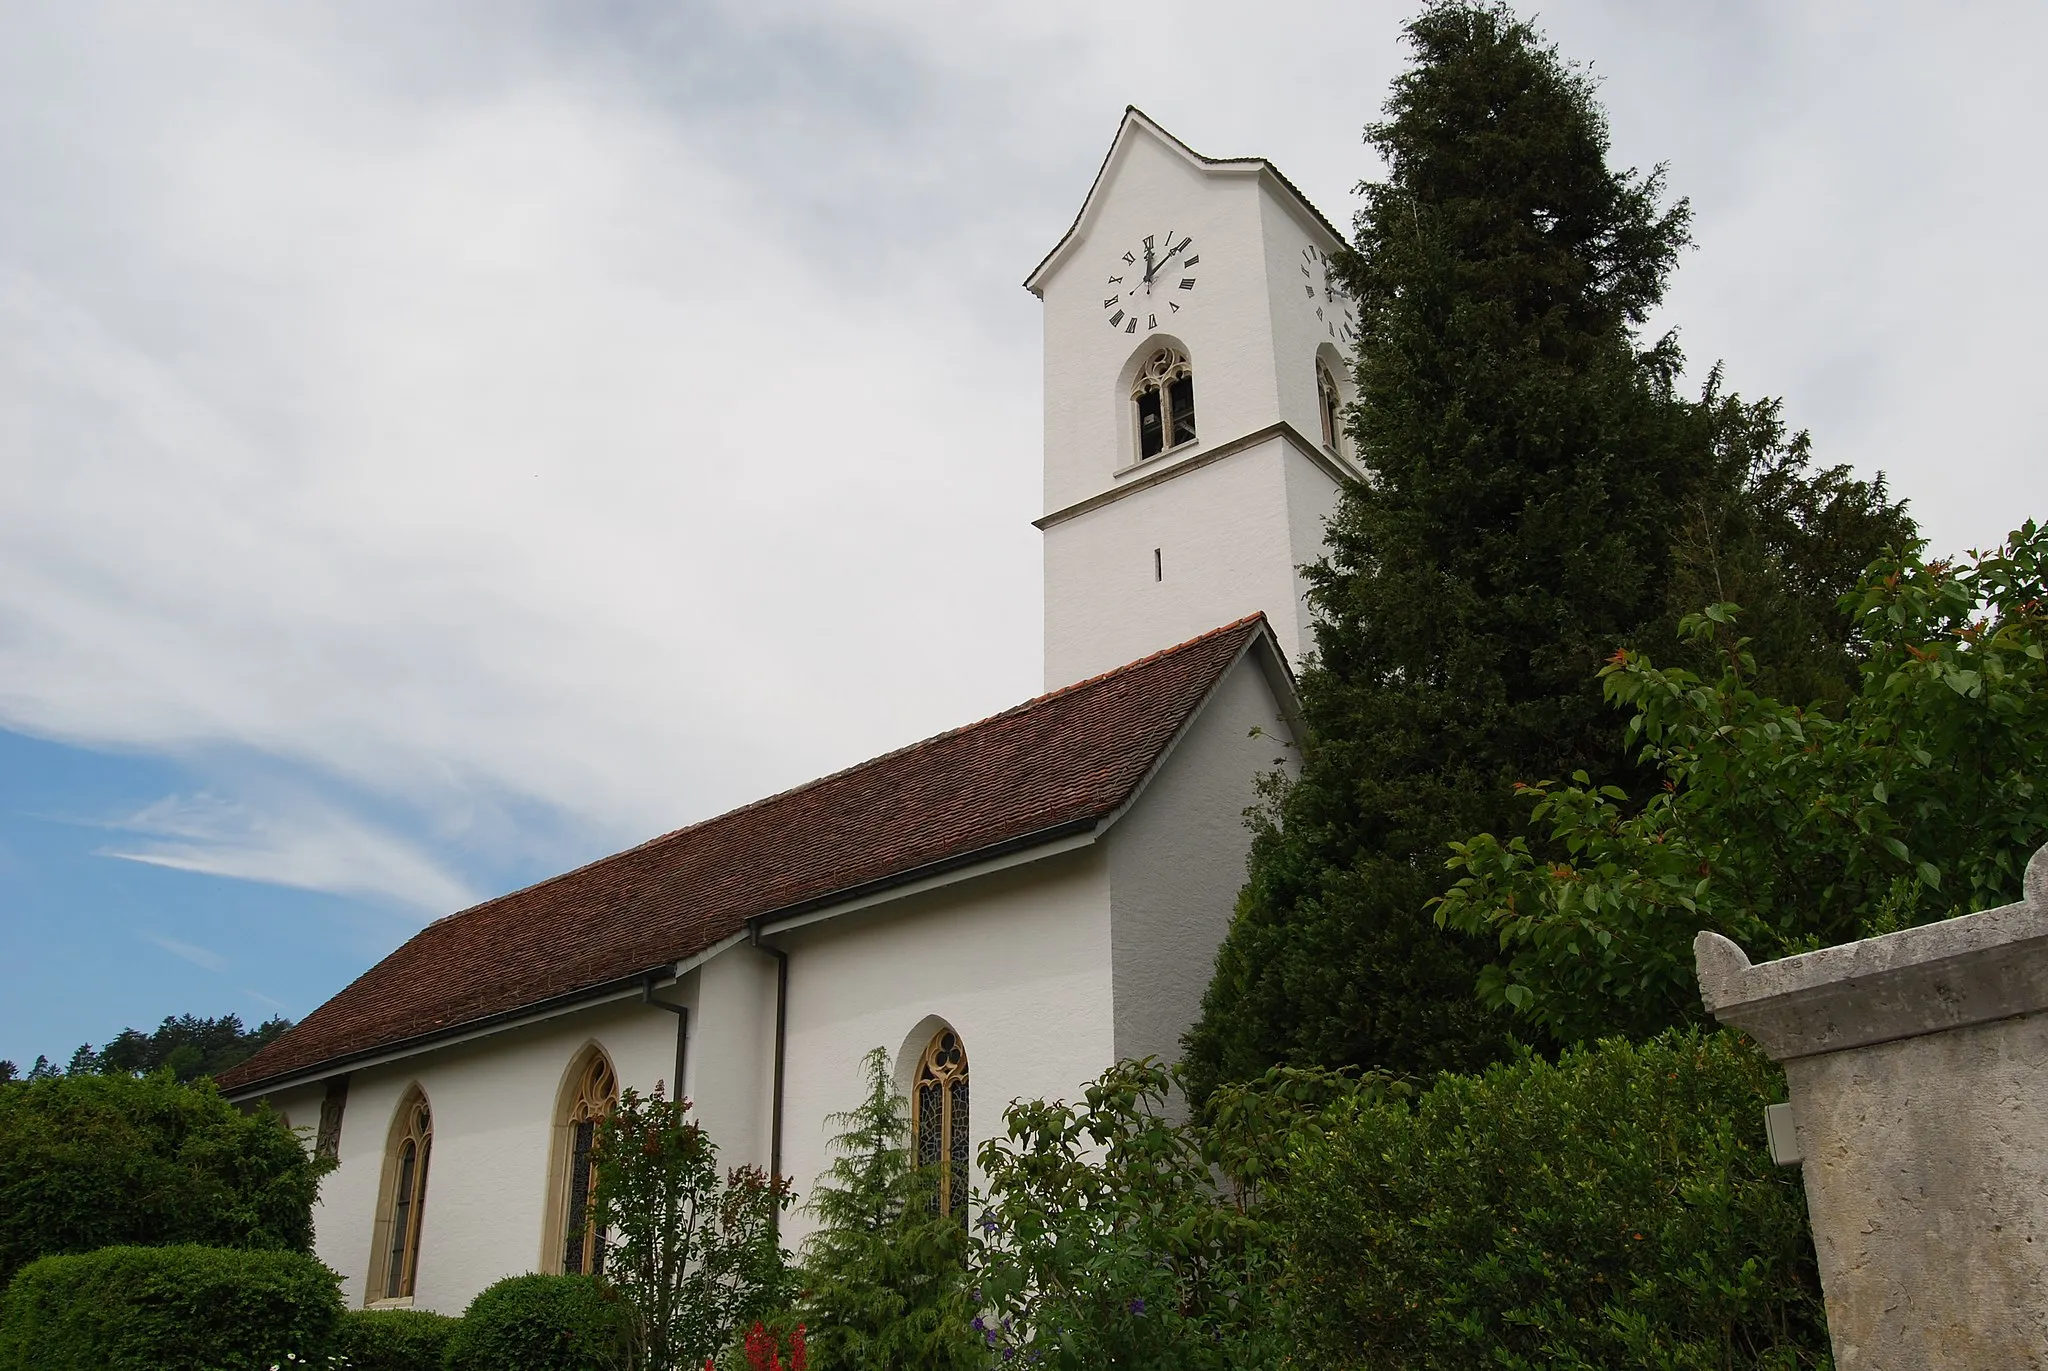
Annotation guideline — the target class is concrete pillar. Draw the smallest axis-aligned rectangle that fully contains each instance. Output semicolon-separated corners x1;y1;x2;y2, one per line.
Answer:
1694;842;2048;1369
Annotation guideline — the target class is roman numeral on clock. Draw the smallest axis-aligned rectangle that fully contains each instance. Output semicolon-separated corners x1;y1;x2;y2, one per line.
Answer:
1179;278;1196;290
1109;310;1125;327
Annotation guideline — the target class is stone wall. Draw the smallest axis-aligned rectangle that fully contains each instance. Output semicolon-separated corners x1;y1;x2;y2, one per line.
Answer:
1695;842;2048;1369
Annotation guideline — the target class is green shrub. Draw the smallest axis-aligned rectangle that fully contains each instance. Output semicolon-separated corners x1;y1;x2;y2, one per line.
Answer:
444;1274;630;1371
0;1243;341;1371
331;1307;460;1370
0;1071;330;1287
1269;1029;1829;1368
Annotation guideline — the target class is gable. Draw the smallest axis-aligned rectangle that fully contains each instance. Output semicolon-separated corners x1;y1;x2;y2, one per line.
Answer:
219;616;1277;1096
1024;106;1345;298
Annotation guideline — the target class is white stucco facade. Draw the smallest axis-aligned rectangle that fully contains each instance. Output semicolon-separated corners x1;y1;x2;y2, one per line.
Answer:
1032;109;1357;687
239;110;1341;1319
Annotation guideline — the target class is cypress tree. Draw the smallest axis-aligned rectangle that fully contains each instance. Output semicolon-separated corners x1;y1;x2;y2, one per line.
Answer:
1184;0;1912;1091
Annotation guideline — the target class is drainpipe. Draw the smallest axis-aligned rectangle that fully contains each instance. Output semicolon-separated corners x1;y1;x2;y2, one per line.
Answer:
640;975;689;1105
749;924;790;1220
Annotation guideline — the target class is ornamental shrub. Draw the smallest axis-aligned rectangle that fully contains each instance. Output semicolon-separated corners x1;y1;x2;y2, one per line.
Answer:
1437;528;2048;1045
0;1243;342;1371
590;1085;792;1370
0;1070;329;1287
1267;1029;1829;1368
330;1307;460;1370
443;1274;631;1371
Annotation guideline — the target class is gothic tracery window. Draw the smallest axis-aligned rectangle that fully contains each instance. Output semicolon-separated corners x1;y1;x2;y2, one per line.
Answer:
559;1051;617;1276
377;1090;432;1301
1133;347;1196;461
1317;362;1344;453
913;1028;969;1221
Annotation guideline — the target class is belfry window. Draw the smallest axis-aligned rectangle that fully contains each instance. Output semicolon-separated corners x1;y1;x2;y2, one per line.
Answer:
912;1027;970;1221
372;1089;433;1302
1133;347;1196;460
1317;362;1344;452
559;1051;617;1276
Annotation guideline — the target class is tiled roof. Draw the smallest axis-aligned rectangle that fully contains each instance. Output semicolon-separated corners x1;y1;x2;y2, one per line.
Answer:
219;616;1270;1094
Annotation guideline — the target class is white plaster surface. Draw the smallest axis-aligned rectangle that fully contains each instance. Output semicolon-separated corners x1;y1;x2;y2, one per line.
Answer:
770;846;1115;1253
1034;117;1349;688
1106;645;1296;1069
294;996;682;1313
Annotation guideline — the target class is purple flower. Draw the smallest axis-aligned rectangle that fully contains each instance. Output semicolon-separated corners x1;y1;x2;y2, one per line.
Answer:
1128;1297;1146;1315
972;1317;986;1332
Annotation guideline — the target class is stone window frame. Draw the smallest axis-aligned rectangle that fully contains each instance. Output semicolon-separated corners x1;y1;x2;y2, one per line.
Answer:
911;1027;970;1222
366;1085;432;1305
541;1044;619;1276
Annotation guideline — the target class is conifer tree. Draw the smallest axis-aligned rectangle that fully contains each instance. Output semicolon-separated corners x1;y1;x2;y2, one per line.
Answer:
1185;0;1912;1090
791;1048;981;1371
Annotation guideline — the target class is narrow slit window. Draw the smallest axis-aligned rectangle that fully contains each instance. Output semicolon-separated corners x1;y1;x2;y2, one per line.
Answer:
1153;547;1162;582
1131;347;1194;462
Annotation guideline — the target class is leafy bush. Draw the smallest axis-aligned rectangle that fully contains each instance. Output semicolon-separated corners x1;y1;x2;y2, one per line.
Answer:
0;1243;341;1371
1268;1030;1829;1369
793;1048;979;1371
331;1307;460;1370
975;1057;1294;1371
443;1274;630;1371
0;1071;330;1287
590;1086;791;1370
1438;529;2048;1044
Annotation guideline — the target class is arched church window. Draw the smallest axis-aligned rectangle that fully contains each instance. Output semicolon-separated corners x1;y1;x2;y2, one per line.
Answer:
371;1088;432;1302
912;1028;970;1221
1133;347;1196;460
558;1050;617;1276
1317;361;1344;453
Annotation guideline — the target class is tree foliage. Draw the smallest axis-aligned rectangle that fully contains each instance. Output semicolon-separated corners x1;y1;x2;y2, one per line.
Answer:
788;1048;979;1371
1437;528;2048;1043
1185;0;1911;1092
5;1013;293;1088
1266;1031;1828;1369
444;1274;629;1371
973;1059;1309;1371
0;1071;328;1289
589;1086;791;1371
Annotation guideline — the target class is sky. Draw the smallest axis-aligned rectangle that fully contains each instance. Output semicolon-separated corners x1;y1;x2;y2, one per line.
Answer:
3;1;2045;1068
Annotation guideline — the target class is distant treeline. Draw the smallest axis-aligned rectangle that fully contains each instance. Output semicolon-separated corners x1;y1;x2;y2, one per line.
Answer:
1;1013;293;1084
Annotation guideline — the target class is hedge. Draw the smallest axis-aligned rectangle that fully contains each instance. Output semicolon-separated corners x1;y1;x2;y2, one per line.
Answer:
1272;1029;1832;1369
0;1244;342;1371
443;1274;631;1371
0;1072;327;1286
331;1308;461;1370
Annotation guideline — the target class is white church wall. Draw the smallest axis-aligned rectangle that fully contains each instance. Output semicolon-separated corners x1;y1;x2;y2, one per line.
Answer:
1042;435;1306;685
769;845;1114;1250
1039;128;1278;515
301;996;682;1313
1282;440;1345;668
1105;646;1299;1071
265;1081;325;1146
689;944;782;1176
1259;185;1353;447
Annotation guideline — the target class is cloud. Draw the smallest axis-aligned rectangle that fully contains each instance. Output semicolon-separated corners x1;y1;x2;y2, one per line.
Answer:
143;933;228;974
0;0;2043;928
103;794;480;916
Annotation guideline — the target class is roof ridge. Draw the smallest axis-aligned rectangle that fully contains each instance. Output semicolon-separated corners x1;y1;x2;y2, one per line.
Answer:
423;615;1268;930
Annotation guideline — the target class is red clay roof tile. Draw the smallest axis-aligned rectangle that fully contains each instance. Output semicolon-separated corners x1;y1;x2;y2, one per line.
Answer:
219;616;1269;1094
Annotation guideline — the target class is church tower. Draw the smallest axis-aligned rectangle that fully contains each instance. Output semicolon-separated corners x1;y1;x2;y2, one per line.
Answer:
1028;109;1360;689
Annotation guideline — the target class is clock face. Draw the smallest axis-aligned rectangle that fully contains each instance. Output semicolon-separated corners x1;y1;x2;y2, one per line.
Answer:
1101;230;1199;336
1302;243;1357;345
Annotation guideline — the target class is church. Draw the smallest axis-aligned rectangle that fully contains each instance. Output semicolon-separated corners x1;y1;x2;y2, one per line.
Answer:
219;109;1362;1314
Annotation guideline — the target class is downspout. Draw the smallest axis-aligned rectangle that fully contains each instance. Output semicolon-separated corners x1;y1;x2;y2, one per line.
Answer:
749;924;790;1227
640;976;689;1104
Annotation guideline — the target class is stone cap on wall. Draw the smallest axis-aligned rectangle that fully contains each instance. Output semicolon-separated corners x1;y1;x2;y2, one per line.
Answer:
1695;843;2048;1062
